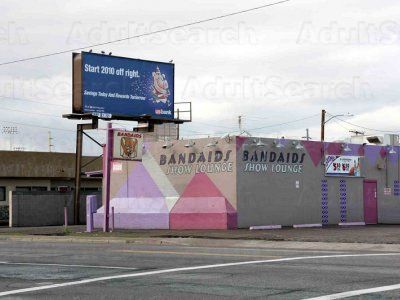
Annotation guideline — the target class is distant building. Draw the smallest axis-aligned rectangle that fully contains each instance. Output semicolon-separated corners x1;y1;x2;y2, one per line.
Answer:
0;151;102;215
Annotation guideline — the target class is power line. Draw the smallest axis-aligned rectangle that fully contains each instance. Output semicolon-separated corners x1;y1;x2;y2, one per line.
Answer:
328;113;400;134
0;119;75;132
0;95;70;107
0;106;65;119
247;113;320;132
0;0;291;66
181;113;320;136
331;118;351;131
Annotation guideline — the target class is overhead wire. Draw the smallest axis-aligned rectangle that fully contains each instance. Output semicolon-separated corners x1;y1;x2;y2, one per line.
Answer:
0;95;70;107
0;0;291;66
327;112;399;134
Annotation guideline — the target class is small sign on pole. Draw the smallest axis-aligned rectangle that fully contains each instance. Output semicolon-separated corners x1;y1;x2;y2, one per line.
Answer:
112;130;143;161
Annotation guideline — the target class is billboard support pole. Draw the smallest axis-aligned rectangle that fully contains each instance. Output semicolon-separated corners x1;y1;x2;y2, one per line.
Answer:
177;109;180;140
74;124;83;225
73;117;98;225
103;122;113;232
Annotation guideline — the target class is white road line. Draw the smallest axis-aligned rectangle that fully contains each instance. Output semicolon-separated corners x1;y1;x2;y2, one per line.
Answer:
183;246;351;254
304;283;400;299
0;262;137;270
0;253;398;297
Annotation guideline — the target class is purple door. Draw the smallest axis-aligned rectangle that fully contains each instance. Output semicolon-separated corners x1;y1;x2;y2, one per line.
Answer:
363;180;377;224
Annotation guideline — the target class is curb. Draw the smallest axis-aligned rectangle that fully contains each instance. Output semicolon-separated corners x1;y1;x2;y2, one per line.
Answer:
249;225;282;230
293;224;322;228
338;222;366;226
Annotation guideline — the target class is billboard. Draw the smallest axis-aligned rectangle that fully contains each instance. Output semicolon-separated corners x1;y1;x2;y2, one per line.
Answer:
324;155;363;177
112;130;143;161
73;52;174;120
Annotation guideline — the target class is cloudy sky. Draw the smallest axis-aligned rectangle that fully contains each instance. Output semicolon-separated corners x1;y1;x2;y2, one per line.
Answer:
0;0;399;155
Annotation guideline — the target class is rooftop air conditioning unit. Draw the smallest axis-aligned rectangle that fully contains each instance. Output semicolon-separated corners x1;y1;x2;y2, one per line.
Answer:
366;136;383;144
383;134;399;146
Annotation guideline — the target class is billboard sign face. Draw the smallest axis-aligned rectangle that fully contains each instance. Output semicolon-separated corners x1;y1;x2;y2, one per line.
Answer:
324;155;362;177
73;52;174;120
112;130;143;161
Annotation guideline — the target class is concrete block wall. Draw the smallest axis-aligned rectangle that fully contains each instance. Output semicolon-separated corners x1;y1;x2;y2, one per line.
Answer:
10;191;101;227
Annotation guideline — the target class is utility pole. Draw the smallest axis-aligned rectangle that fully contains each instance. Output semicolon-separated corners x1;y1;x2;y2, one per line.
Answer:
238;115;242;132
320;109;326;142
305;128;310;141
48;131;53;152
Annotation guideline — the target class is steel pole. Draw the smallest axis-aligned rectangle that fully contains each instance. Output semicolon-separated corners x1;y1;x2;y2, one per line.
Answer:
103;123;113;232
74;124;83;225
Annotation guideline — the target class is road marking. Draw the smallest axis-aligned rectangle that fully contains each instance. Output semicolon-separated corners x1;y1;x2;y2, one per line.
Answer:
114;249;281;258
304;283;400;299
175;245;351;254
0;253;398;297
0;262;137;270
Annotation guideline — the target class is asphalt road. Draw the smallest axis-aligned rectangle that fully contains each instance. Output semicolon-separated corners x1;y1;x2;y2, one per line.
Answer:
0;240;399;299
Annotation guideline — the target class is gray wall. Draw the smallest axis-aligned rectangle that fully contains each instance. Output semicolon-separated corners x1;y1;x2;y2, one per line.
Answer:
10;191;101;227
236;138;398;228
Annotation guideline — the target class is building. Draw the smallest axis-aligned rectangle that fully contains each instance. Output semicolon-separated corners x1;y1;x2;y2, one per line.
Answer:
93;135;400;229
0;151;102;221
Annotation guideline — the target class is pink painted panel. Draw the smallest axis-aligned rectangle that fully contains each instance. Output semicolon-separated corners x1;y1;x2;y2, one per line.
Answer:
170;197;237;229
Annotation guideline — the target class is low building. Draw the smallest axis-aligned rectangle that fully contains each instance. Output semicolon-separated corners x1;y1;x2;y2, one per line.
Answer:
0;151;102;221
93;136;400;229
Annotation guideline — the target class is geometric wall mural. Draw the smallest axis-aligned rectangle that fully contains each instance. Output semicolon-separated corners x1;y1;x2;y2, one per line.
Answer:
92;135;400;229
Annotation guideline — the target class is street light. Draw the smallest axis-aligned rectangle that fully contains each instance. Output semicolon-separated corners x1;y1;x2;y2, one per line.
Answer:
321;109;354;141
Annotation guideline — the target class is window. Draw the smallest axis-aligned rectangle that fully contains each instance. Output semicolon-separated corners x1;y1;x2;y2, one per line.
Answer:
16;186;48;192
0;187;5;201
31;186;47;191
16;186;31;192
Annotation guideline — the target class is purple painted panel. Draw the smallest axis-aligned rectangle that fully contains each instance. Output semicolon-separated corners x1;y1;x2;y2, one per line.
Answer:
364;145;383;167
363;180;377;224
93;212;169;229
303;141;323;166
116;163;163;198
97;197;169;214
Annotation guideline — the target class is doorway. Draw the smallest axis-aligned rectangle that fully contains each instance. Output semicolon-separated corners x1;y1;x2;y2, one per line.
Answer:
363;179;377;224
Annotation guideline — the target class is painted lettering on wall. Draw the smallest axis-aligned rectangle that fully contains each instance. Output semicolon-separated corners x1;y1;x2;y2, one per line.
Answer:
160;150;233;175
242;150;305;174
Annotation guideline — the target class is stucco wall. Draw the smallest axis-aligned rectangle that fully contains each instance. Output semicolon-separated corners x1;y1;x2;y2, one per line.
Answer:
96;136;237;229
236;137;399;227
96;134;400;229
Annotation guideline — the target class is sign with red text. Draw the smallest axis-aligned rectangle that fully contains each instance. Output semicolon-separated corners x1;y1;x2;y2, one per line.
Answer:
325;155;362;177
113;130;143;161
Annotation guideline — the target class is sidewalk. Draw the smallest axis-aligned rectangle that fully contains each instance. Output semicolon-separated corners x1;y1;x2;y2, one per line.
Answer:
0;224;399;245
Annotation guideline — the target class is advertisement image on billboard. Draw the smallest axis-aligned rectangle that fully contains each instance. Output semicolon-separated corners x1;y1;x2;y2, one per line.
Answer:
73;52;174;120
324;155;363;177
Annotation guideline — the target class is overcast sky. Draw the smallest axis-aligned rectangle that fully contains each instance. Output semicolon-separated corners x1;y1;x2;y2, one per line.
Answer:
0;0;399;154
